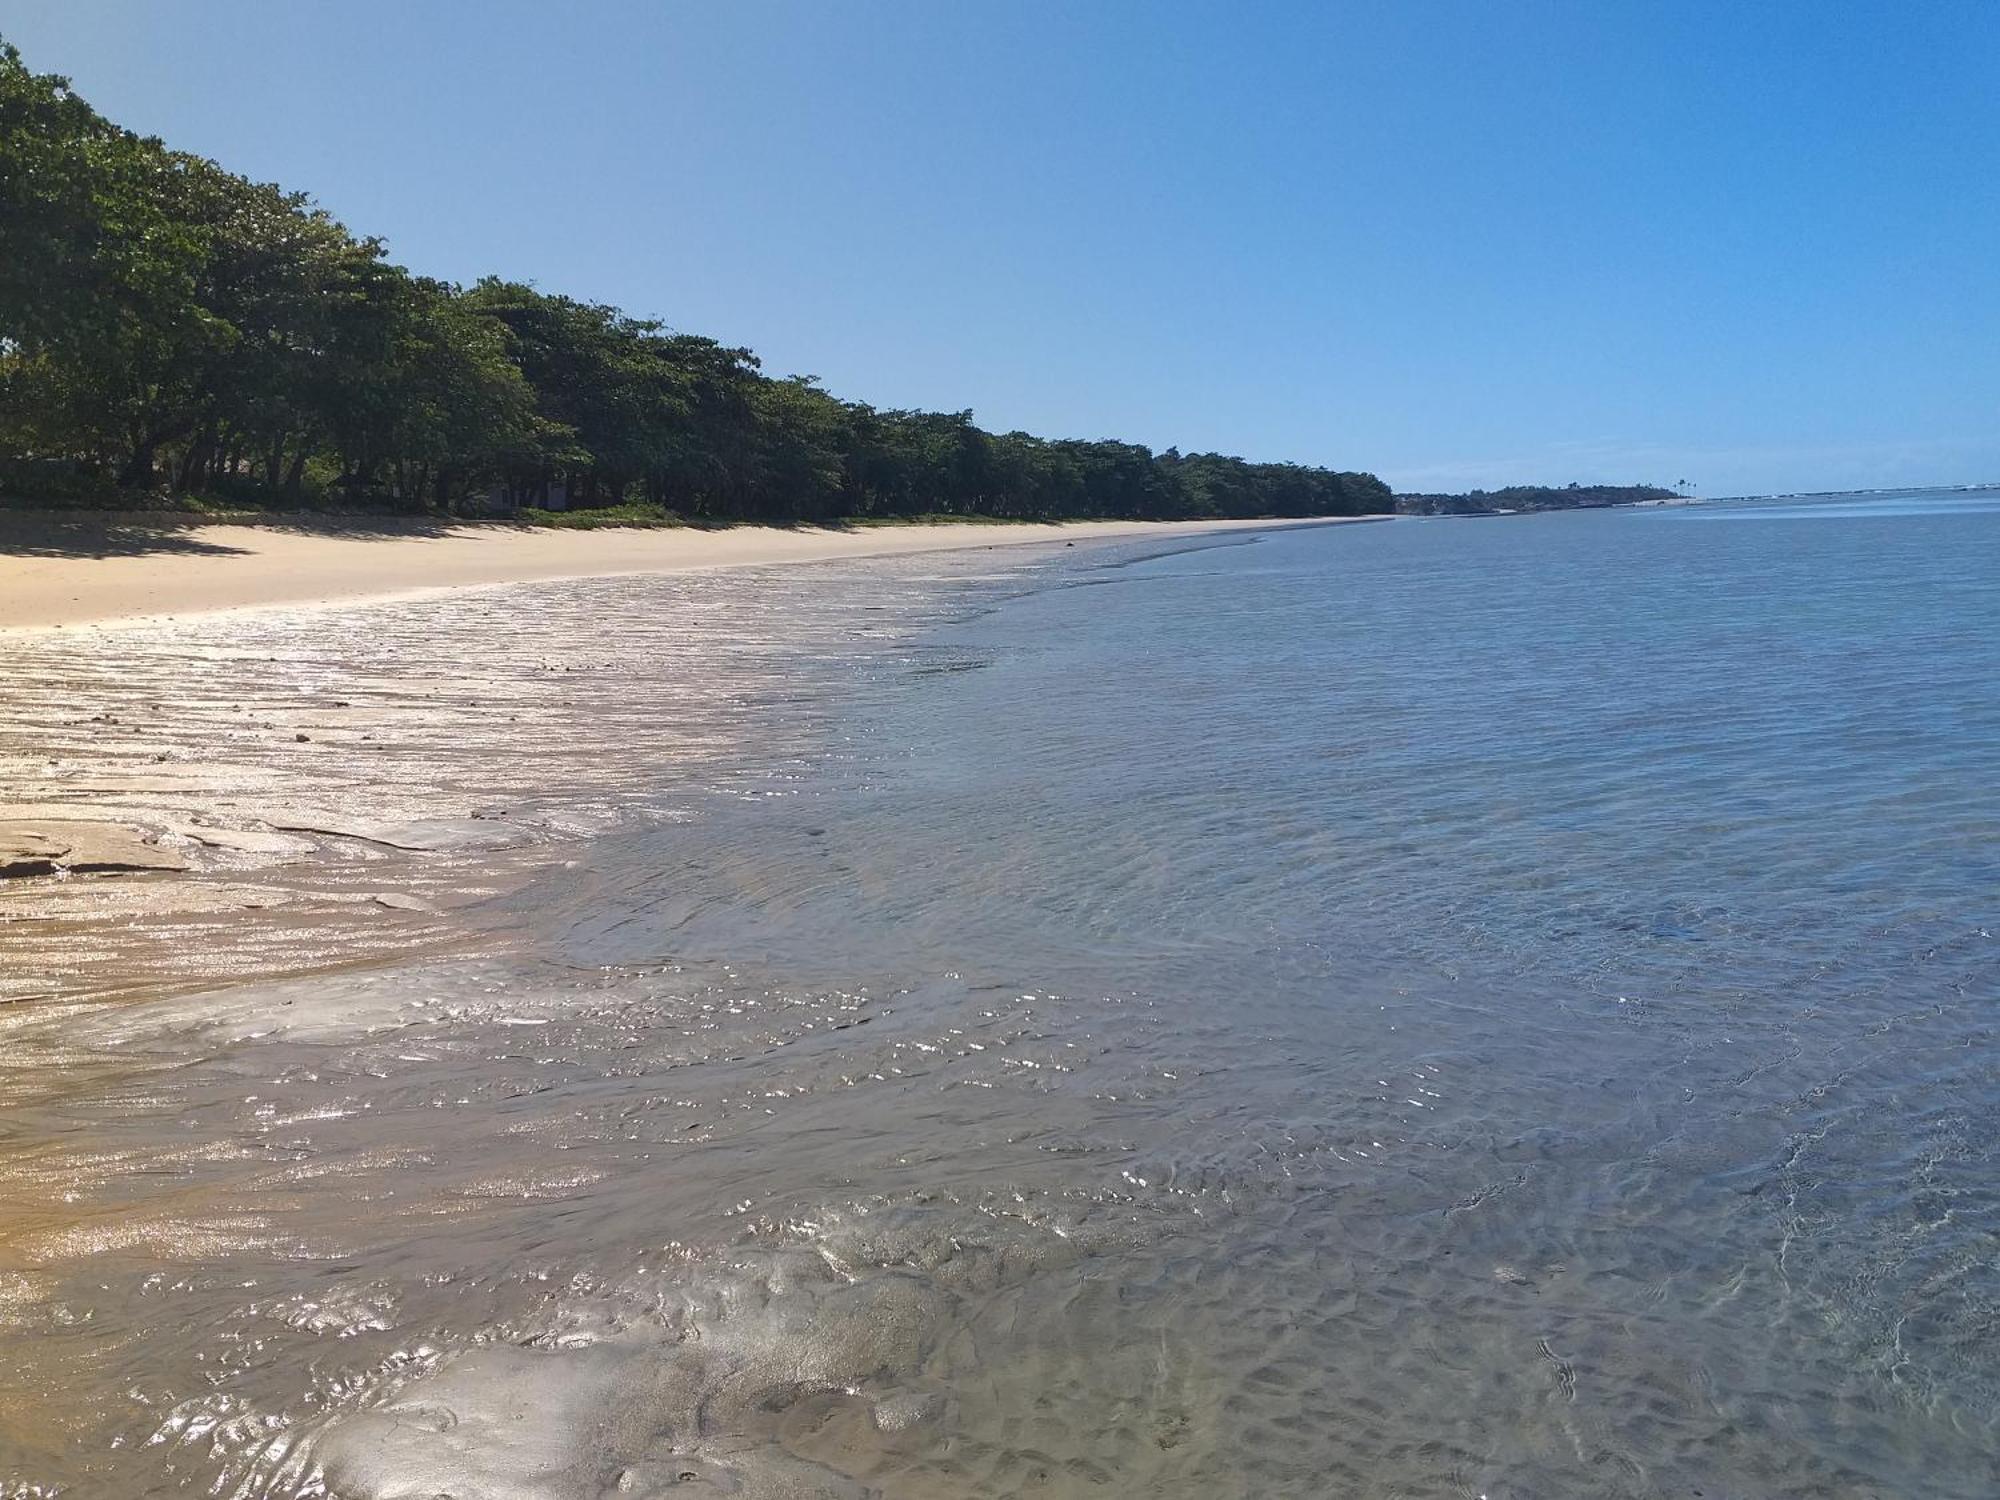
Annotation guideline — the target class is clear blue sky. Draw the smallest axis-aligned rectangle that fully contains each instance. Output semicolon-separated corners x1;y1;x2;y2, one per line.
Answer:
8;1;1998;495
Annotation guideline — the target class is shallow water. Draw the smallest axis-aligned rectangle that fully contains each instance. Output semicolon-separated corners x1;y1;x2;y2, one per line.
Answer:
2;499;1997;1497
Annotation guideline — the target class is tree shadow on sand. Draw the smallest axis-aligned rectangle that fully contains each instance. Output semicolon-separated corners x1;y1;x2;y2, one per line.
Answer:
0;516;252;560
0;511;485;560
0;507;1000;560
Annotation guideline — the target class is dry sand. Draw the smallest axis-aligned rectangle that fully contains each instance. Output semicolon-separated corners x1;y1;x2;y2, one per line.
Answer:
0;513;1375;631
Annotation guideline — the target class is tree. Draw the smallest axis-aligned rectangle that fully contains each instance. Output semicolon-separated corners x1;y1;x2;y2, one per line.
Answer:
1;38;1391;524
0;44;217;482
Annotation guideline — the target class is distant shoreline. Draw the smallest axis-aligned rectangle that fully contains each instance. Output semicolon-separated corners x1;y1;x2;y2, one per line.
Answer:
1400;484;2000;516
1407;497;1697;517
1711;482;2000;502
0;512;1389;632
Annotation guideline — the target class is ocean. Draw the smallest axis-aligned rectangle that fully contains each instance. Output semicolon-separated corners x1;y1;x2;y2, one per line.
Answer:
3;492;1997;1497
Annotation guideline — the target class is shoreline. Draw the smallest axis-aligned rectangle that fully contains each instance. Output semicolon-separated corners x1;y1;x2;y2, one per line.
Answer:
0;512;1386;632
0;517;1379;1007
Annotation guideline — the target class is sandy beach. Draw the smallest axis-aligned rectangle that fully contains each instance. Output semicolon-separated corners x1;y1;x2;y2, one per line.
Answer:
0;513;1372;631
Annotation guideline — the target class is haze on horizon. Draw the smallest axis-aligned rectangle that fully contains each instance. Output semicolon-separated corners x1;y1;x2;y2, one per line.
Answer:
9;0;1996;499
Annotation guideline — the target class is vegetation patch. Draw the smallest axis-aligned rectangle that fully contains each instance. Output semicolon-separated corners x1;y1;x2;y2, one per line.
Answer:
513;502;685;530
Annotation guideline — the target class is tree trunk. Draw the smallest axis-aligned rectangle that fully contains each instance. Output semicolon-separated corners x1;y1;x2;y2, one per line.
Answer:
121;441;157;489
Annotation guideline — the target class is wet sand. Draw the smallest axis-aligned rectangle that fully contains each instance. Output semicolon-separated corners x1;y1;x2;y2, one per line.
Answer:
0;512;1371;630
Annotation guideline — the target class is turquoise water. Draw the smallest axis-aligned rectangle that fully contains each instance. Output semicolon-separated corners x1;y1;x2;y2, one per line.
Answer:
3;495;1996;1497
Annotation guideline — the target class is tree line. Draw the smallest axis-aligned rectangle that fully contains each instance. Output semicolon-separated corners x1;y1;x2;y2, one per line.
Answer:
1395;483;1677;516
0;42;1389;525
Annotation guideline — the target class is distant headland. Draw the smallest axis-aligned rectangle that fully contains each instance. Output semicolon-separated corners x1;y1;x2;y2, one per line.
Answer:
1394;484;1681;517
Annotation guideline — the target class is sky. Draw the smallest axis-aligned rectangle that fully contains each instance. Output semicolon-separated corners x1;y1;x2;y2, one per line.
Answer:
6;0;1999;496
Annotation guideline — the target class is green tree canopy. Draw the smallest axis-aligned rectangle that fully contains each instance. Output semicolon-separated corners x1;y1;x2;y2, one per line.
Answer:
0;38;1390;522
